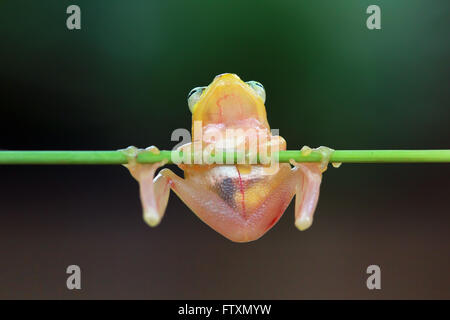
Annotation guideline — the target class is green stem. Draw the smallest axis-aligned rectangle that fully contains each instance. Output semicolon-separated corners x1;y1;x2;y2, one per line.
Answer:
0;150;449;165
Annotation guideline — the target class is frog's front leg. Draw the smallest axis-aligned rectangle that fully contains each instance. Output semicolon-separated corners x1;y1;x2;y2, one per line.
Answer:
290;146;334;231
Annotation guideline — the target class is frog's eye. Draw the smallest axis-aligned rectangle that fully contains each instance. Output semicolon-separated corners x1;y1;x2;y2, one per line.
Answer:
187;87;206;113
246;81;266;103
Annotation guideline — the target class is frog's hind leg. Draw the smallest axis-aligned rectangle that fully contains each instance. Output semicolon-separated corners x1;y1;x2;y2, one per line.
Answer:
291;162;323;230
290;146;334;231
124;161;172;227
121;146;174;227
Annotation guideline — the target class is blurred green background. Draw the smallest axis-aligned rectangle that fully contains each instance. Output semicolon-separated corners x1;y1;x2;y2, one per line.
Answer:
0;0;449;299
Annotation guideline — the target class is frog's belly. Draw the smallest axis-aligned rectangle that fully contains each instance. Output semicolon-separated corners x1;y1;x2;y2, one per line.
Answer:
181;164;295;242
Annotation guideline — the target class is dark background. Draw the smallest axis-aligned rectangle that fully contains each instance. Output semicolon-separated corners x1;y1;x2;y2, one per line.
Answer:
0;0;449;299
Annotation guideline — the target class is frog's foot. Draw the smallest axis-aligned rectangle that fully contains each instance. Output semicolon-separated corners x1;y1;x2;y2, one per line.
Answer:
290;146;334;231
120;146;170;227
300;145;334;172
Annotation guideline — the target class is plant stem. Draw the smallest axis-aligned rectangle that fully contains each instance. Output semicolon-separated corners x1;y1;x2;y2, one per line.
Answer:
0;150;449;165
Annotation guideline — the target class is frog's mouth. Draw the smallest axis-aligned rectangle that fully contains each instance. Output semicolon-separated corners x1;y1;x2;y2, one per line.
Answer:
193;74;269;129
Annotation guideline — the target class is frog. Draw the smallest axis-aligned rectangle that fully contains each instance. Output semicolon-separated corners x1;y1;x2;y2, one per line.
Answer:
122;73;333;243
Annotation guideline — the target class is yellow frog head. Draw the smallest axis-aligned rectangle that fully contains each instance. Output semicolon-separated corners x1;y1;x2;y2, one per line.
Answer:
188;73;270;133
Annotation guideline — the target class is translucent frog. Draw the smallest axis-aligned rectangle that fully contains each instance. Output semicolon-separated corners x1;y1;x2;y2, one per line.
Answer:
122;73;333;242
